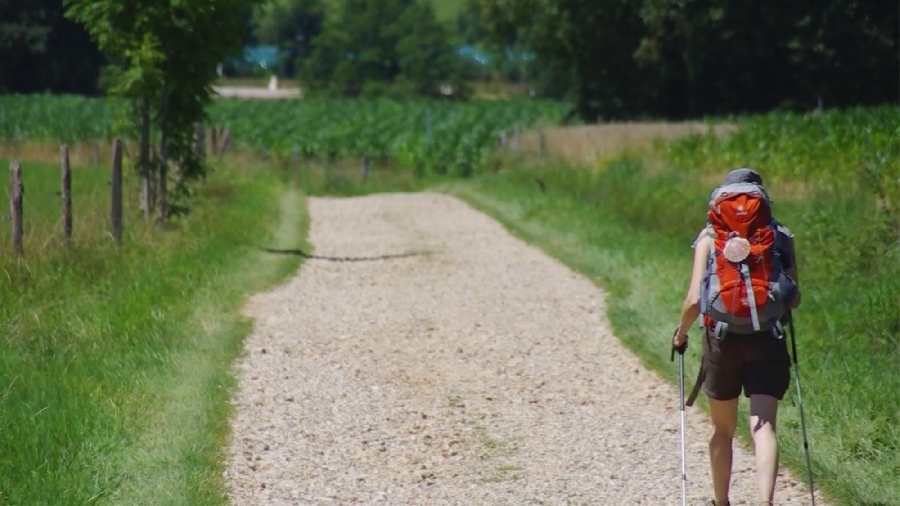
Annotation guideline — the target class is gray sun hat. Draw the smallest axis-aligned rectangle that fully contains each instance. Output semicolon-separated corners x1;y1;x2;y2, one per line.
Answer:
718;167;773;204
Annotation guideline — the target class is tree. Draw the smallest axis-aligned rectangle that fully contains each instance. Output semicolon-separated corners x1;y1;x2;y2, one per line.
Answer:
64;0;263;222
476;0;650;120
636;0;899;117
477;0;899;121
251;0;325;77
393;2;467;95
303;0;465;97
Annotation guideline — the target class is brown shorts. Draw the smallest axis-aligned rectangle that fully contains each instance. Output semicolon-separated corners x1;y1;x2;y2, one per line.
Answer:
701;328;791;401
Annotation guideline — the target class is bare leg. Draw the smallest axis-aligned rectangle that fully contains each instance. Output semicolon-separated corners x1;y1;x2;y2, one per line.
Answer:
750;394;780;503
708;397;739;503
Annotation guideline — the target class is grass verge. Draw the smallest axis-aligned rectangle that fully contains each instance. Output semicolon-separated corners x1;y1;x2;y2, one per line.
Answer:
0;160;308;504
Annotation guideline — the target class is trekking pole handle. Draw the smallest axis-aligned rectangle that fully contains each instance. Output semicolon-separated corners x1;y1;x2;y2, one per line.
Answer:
671;327;688;362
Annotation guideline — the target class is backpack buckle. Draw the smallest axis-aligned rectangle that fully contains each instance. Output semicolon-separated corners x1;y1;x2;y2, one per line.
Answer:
771;320;785;340
713;321;729;341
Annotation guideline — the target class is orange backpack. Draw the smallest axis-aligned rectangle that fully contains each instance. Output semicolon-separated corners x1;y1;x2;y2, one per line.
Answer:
700;181;797;337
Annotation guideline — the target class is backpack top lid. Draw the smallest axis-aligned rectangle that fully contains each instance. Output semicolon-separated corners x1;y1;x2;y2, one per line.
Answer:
707;167;772;210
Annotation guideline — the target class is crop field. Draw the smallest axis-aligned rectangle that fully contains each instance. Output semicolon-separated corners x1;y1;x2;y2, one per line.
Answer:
663;104;899;188
0;95;569;174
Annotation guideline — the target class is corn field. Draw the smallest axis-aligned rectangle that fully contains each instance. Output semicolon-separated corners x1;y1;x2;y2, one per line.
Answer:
1;95;569;174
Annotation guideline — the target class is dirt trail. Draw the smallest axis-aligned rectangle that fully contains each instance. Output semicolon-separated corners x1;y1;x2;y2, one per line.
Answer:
224;192;823;505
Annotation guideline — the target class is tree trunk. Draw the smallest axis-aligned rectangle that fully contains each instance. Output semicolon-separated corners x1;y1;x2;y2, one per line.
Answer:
61;145;72;241
157;91;170;224
140;98;152;221
9;161;23;256
111;139;123;243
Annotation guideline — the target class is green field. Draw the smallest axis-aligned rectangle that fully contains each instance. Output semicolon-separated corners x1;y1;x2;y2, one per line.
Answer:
0;94;568;174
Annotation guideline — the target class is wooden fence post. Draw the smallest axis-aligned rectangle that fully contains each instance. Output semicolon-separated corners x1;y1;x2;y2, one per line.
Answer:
498;131;508;151
426;105;433;148
361;155;369;182
61;146;72;241
148;146;157;214
111;139;123;243
195;123;206;161
157;140;168;225
92;142;100;167
210;126;218;157
539;129;546;155
220;128;231;156
9;161;23;256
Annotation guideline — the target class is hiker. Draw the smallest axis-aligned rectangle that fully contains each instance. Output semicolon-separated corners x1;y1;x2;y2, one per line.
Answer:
672;168;801;506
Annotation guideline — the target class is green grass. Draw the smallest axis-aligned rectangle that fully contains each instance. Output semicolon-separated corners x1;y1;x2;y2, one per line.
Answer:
664;104;899;188
0;159;308;504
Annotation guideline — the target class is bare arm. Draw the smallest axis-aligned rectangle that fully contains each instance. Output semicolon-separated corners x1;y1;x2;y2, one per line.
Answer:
673;234;710;347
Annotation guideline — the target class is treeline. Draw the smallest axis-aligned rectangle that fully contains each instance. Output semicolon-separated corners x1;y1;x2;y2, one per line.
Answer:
244;0;898;117
294;0;466;97
246;0;484;98
474;0;899;120
2;0;897;121
0;0;105;95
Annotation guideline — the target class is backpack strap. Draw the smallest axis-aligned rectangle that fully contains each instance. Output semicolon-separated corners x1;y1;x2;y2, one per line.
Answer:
686;366;705;407
739;263;762;331
697;226;716;321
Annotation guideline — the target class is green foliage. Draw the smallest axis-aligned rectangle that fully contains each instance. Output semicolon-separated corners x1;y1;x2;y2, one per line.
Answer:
0;160;305;504
208;97;566;174
302;0;467;97
0;94;129;143
63;0;266;214
0;94;570;176
476;0;899;121
636;0;899;117
663;104;900;208
251;0;325;76
0;0;105;95
253;0;324;47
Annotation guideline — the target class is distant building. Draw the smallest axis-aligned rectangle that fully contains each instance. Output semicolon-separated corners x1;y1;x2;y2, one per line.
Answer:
229;45;287;74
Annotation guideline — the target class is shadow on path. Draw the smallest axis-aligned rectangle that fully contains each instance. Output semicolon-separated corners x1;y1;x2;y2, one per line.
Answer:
260;247;427;262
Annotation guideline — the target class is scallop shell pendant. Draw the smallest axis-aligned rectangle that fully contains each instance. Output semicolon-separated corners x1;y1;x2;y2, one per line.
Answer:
723;236;751;262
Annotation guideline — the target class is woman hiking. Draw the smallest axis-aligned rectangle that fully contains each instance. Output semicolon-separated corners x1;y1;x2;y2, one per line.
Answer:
672;168;801;506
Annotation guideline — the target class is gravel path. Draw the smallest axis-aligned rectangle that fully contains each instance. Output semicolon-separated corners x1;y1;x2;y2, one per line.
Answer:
225;192;823;505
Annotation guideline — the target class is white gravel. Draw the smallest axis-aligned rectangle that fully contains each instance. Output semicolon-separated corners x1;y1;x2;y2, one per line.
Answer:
224;192;824;505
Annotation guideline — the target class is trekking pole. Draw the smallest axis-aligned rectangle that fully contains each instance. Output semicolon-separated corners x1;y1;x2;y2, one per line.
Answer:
671;339;688;506
788;315;815;505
